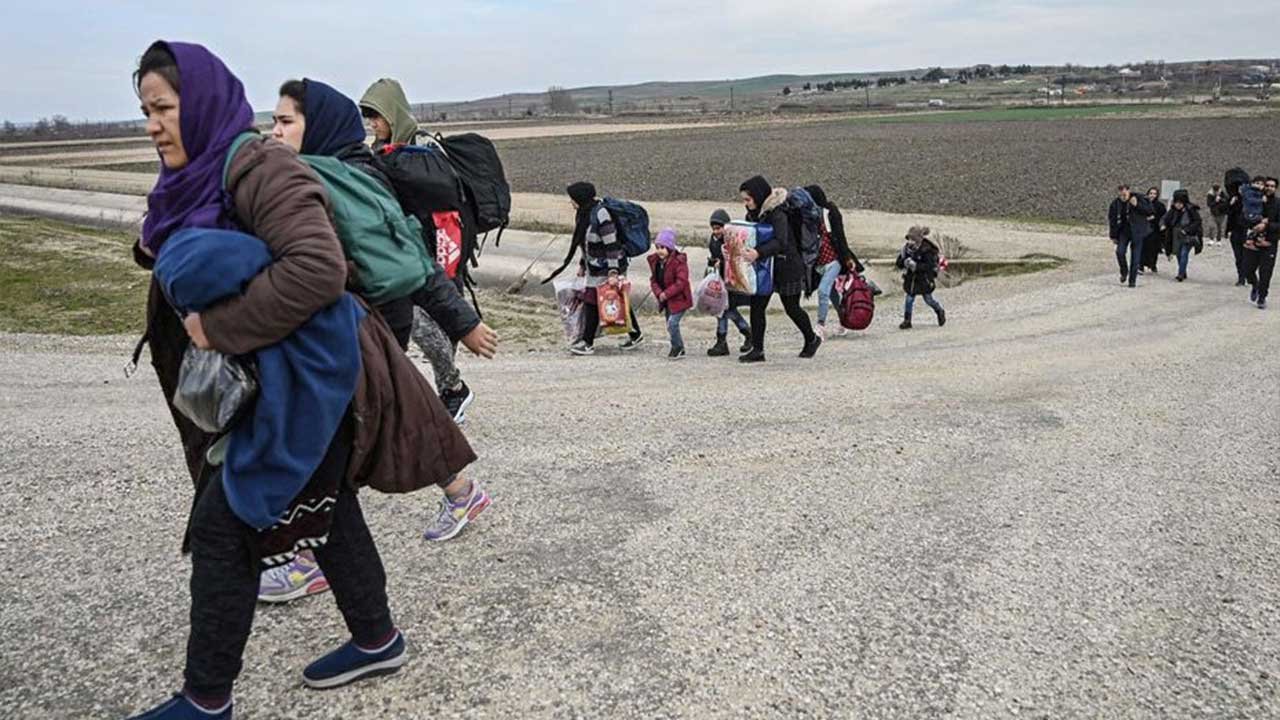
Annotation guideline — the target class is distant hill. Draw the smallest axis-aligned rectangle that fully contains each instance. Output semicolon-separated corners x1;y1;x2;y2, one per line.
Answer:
422;59;1279;120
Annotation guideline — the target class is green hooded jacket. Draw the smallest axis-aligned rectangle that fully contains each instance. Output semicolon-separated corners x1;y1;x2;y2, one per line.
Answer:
359;78;420;146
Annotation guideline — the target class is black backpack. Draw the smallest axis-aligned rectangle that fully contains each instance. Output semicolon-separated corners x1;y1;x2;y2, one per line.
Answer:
434;133;512;248
378;143;486;312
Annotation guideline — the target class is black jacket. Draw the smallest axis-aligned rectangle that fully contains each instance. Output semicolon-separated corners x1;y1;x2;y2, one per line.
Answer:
1109;196;1154;241
896;241;940;296
747;189;805;296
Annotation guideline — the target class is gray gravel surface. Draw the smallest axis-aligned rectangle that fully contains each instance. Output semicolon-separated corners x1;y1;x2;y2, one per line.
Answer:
1;242;1277;719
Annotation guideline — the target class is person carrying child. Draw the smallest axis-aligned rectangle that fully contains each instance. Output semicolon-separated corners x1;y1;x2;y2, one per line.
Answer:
896;226;947;330
649;228;693;360
705;209;753;356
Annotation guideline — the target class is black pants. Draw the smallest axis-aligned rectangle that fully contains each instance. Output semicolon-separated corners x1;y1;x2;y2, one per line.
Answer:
1245;246;1277;301
1230;227;1248;283
748;293;815;353
375;295;415;351
581;303;642;345
184;418;393;698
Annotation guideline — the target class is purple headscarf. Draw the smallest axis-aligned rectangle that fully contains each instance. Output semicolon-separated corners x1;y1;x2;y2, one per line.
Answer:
140;41;256;255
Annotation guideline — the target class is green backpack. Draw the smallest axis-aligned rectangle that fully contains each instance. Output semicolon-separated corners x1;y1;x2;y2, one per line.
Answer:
222;133;432;305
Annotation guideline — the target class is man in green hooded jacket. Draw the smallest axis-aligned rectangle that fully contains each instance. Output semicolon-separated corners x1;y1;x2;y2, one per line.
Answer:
360;78;493;543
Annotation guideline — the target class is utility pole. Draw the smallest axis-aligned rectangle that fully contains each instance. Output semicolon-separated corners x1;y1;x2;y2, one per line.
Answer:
608;89;614;115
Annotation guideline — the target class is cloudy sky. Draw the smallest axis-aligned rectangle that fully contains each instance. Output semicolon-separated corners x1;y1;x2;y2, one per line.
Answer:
0;0;1273;122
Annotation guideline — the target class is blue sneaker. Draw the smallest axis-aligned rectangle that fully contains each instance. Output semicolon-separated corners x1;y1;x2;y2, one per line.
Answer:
302;631;408;689
126;694;231;719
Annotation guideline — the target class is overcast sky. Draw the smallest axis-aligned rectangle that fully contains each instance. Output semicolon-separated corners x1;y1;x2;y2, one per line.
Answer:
0;0;1274;122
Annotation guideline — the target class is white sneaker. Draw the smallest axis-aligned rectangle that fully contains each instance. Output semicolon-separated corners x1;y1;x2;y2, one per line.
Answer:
837;326;850;337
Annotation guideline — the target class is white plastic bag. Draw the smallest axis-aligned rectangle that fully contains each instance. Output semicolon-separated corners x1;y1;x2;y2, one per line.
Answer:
553;277;586;343
694;271;729;317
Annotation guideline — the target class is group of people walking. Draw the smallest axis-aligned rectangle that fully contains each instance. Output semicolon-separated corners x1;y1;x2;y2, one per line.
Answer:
1110;176;1277;308
558;178;947;362
127;40;504;720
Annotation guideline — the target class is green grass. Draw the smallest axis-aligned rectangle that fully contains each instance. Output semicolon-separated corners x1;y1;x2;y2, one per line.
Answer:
0;215;150;335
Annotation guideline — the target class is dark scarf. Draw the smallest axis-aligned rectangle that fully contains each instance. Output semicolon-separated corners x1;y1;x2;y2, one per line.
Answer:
544;182;598;283
300;78;367;157
140;41;255;256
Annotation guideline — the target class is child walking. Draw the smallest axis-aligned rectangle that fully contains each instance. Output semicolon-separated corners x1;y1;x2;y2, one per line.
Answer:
705;209;753;356
649;229;693;360
896;226;947;330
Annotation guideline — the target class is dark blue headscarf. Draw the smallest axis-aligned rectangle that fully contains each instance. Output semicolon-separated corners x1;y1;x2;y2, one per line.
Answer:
300;78;367;156
141;41;255;256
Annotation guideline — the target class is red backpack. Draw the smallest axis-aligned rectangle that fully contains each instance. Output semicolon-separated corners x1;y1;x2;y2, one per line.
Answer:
837;273;875;331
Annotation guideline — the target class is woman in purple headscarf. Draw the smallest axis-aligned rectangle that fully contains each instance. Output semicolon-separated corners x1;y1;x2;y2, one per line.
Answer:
127;41;476;719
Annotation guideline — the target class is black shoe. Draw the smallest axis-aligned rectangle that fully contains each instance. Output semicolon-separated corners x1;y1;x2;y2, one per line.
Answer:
620;335;645;351
937;308;947;327
440;381;475;425
1128;281;1136;288
1176;275;1185;282
668;347;686;360
799;335;822;359
1237;279;1247;287
707;337;729;357
1120;273;1128;285
899;319;913;330
739;349;766;364
1250;287;1259;303
739;334;753;354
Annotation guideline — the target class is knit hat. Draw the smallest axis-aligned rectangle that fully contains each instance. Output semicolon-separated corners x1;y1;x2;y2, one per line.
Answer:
709;209;731;227
566;181;597;207
655;228;678;251
739;175;772;210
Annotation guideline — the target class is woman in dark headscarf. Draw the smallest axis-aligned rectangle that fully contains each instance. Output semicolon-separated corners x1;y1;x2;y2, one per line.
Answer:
265;78;494;591
127;42;474;719
737;175;820;362
549;181;644;355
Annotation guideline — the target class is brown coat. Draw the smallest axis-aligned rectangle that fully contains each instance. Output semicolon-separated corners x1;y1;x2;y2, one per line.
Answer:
143;134;473;510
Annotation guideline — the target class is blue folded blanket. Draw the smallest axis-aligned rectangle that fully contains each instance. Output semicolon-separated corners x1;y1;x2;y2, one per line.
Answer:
155;228;364;530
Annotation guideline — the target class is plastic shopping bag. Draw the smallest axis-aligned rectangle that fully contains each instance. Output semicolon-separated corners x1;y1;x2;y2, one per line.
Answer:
553;277;586;343
694;271;729;317
598;279;634;336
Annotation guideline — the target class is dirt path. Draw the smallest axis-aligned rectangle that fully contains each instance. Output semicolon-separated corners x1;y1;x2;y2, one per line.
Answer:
1;228;1277;718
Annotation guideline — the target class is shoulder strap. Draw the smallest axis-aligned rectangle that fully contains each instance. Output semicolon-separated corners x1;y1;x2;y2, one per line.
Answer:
221;131;260;192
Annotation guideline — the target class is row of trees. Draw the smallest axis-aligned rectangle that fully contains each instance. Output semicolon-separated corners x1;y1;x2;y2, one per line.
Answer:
1;115;143;142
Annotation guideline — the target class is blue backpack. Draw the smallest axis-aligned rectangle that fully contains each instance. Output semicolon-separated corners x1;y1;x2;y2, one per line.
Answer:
602;197;651;257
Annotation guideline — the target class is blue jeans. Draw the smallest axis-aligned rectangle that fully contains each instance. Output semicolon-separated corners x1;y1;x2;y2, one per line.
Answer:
666;310;686;351
904;293;943;318
815;261;842;325
717;306;749;337
1177;244;1192;278
1115;231;1143;285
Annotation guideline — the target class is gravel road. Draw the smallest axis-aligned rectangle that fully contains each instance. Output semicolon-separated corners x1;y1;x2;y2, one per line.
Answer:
1;232;1277;718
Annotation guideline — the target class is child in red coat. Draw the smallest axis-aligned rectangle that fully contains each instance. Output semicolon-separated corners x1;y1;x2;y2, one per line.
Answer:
648;228;692;360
